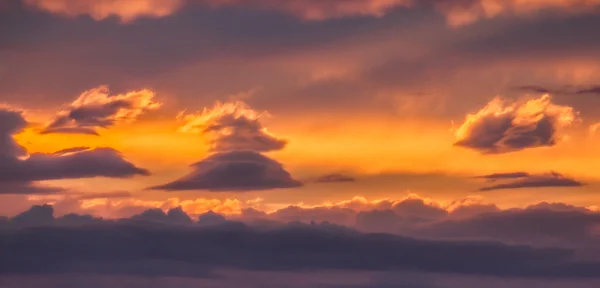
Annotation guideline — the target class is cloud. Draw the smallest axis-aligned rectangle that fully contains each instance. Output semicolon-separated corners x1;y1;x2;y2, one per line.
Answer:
150;151;302;192
154;100;301;192
514;84;600;95
42;86;160;135
0;107;149;194
22;0;185;23
22;0;600;27
433;0;600;27
129;206;193;225
454;94;577;154
4;218;599;278
314;173;356;183
23;0;414;23
477;171;584;191
178;101;286;153
576;86;600;95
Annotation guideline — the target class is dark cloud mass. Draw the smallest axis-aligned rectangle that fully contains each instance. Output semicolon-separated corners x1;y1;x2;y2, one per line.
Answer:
478;172;584;192
0;108;149;194
454;95;577;154
150;151;302;192
2;216;599;279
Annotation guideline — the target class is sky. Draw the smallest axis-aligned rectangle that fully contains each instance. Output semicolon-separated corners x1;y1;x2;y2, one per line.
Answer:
2;0;600;287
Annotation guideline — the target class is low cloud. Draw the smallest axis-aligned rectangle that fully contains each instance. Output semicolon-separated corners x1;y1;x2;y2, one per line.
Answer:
149;151;302;192
314;173;356;183
454;94;577;154
3;215;598;278
42;86;160;136
0;108;149;194
477;171;584;191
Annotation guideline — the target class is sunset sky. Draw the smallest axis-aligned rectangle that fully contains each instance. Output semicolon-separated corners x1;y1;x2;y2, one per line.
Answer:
3;0;600;218
3;1;600;287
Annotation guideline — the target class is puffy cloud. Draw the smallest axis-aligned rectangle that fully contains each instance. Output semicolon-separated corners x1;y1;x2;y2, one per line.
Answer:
203;0;414;21
24;0;414;23
0;107;149;194
129;206;193;225
314;173;356;183
477;171;584;191
197;210;227;225
23;0;185;23
178;101;286;153
434;0;600;27
150;151;302;192
23;0;600;27
454;94;577;154
42;86;160;135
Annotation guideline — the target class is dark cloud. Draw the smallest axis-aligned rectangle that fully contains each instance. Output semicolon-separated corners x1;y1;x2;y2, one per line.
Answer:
150;151;302;192
314;173;356;183
0;108;149;194
478;172;584;192
41;86;160;135
178;101;287;153
197;210;227;225
514;85;600;96
3;218;599;278
422;208;600;249
454;95;577;154
128;207;193;225
9;204;54;227
392;198;448;220
576;86;600;95
475;172;530;180
514;85;557;94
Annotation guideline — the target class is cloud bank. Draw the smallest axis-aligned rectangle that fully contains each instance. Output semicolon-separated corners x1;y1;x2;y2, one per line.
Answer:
22;0;600;26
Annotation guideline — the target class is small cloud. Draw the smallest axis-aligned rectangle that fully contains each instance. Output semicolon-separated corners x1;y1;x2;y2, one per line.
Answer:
314;173;356;183
576;86;600;95
41;86;160;136
178;101;286;153
149;151;302;192
454;94;577;154
477;171;584;192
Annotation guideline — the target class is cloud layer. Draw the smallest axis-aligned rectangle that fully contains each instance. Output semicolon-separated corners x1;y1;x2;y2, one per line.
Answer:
22;0;600;26
454;94;577;154
477;171;584;191
42;86;160;135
